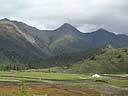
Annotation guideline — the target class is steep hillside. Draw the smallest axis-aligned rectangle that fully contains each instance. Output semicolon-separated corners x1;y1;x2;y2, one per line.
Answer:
13;21;88;55
70;45;128;74
2;18;128;56
12;19;128;55
85;29;128;48
36;48;102;68
0;20;46;64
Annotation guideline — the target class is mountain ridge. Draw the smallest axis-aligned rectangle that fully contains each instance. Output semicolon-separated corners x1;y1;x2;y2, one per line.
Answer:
0;19;47;64
0;18;128;65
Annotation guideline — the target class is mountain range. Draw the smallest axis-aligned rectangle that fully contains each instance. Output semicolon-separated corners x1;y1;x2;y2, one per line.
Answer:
0;18;128;65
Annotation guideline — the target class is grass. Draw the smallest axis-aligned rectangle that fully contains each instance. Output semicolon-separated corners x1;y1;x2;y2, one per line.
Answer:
108;79;128;87
0;71;91;81
0;71;127;96
105;74;128;77
0;71;127;89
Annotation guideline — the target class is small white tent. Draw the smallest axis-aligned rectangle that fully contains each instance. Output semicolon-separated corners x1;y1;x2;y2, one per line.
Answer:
92;74;100;78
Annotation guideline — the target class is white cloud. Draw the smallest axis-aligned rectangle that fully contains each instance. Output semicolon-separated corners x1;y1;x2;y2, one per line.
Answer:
0;0;128;34
77;24;99;32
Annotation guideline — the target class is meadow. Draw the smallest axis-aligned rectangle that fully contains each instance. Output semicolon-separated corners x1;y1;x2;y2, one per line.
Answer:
0;71;127;96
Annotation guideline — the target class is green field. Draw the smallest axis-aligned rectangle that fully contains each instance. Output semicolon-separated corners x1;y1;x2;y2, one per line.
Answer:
0;71;127;87
0;71;90;81
0;71;127;96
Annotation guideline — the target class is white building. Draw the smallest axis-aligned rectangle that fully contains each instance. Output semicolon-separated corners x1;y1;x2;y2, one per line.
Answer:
92;74;100;78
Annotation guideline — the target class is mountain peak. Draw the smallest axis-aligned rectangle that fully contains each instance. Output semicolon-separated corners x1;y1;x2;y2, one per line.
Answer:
0;18;10;22
97;28;108;32
55;23;81;34
61;23;73;27
57;23;76;30
94;28;116;35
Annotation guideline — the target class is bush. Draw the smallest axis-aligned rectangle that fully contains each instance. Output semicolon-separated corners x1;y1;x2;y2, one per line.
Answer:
18;80;32;96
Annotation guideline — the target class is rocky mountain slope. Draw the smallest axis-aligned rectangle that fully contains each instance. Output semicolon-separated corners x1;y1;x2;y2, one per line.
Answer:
0;19;46;64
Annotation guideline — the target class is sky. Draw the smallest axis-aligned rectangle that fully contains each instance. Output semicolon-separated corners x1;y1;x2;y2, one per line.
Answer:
0;0;128;34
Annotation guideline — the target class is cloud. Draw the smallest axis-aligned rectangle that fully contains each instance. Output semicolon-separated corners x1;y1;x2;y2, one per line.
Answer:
0;0;128;34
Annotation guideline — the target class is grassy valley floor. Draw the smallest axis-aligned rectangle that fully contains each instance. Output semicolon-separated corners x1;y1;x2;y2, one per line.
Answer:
0;71;127;96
